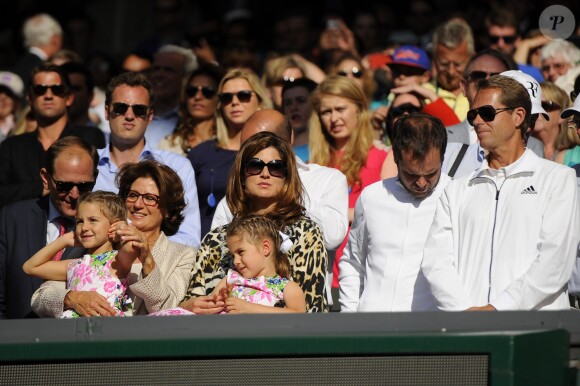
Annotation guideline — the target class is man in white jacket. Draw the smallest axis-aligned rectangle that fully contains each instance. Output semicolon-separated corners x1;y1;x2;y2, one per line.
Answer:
339;113;451;312
422;75;580;311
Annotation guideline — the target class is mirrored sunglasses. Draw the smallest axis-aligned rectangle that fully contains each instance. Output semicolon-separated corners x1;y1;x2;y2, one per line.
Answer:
245;158;286;178
111;102;150;118
467;105;516;126
185;85;217;99
31;84;68;98
218;90;254;105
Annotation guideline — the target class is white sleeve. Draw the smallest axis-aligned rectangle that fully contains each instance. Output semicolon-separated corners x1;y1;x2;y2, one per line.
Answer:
306;169;349;250
491;169;580;310
211;197;233;230
338;195;367;312
421;189;473;310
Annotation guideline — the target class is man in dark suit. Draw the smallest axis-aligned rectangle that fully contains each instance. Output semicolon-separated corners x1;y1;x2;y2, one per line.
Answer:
12;13;63;91
0;136;98;318
0;63;105;208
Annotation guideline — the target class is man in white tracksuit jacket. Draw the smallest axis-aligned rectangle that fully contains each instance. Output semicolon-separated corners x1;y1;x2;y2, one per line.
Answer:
339;114;450;312
422;75;580;311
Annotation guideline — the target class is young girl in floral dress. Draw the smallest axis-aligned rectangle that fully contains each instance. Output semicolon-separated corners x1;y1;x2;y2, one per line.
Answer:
153;215;306;315
23;191;138;318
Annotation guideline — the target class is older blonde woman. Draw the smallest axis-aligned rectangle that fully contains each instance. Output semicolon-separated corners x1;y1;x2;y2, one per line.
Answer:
309;75;388;290
187;68;272;237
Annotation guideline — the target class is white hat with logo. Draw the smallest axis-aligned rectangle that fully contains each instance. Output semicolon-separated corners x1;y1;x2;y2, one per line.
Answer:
0;71;24;98
500;70;549;121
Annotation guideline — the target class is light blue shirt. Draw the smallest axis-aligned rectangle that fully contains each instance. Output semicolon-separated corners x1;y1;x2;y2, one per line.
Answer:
94;141;201;248
144;108;179;150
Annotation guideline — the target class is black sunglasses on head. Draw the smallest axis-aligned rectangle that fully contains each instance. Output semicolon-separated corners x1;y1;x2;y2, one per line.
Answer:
50;175;95;193
488;35;517;44
219;90;254;105
466;71;500;83
185;85;217;99
245;158;286;178
111;102;150;118
467;105;517;126
31;84;68;98
337;67;363;79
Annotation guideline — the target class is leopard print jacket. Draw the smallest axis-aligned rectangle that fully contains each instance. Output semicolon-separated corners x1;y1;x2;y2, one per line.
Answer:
182;216;328;312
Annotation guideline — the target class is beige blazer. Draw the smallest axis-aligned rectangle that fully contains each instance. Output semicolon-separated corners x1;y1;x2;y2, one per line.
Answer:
31;232;196;317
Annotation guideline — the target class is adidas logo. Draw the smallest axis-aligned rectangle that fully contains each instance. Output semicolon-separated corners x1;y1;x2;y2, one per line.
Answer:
521;185;537;194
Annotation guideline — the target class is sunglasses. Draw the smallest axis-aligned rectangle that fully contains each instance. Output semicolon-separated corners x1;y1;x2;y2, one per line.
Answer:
337;67;363;79
218;90;254;105
125;190;160;206
541;100;561;112
185;85;217;99
390;65;426;78
31;84;68;98
488;35;517;44
274;76;298;86
466;71;500;83
50;175;95;193
391;103;422;116
467;105;517;126
245;158;286;178
111;102;150;118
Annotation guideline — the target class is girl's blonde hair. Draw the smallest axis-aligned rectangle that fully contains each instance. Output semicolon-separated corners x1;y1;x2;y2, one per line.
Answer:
215;68;273;148
77;190;126;224
226;214;291;279
309;75;374;185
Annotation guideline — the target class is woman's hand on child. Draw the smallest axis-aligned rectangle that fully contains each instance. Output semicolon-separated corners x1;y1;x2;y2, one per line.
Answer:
179;295;224;314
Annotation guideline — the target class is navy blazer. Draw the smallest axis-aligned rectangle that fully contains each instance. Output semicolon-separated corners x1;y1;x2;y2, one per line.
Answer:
0;196;83;319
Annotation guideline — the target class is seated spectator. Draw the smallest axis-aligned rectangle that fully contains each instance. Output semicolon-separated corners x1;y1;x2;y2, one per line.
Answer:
0;71;24;143
158;63;226;155
532;82;570;161
180;132;329;312
261;55;306;111
555;95;580;167
31;160;196;317
309;75;388;297
0;63;105;208
280;77;318;162
329;51;376;107
187;68;272;238
0;136;97;318
540;40;580;87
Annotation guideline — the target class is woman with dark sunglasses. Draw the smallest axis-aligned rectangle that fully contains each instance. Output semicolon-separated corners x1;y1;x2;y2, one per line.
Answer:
531;82;570;161
180;132;328;313
158;63;226;155
186;68;272;239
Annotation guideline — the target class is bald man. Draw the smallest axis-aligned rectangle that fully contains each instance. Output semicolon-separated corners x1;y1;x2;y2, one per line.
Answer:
212;110;349;305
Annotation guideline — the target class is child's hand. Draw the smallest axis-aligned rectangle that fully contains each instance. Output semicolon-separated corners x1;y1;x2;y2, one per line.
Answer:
61;231;78;247
217;284;232;302
224;297;252;314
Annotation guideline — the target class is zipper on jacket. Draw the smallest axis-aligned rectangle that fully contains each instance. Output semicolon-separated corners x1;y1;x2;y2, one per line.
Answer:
488;182;500;303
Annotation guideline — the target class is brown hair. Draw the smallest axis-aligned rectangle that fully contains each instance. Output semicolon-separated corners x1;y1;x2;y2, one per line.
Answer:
78;190;127;224
309;75;374;186
115;160;186;236
226;131;304;226
105;71;155;109
226;214;291;279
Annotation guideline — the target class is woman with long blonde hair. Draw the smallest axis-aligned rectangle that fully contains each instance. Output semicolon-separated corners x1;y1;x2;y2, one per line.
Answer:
309;75;388;292
188;68;272;238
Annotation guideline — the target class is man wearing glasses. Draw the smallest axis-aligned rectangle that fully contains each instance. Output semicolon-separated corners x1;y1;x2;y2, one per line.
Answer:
0;136;98;318
93;72;201;248
0;63;105;208
422;75;580;311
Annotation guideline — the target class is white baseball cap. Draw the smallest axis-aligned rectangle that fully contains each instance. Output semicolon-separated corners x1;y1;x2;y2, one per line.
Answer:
0;71;24;98
561;96;580;119
500;70;549;121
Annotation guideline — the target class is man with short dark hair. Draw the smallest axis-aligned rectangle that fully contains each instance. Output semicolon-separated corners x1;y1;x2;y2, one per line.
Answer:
0;136;98;318
423;76;579;311
0;63;105;208
59;61;97;127
339;114;451;312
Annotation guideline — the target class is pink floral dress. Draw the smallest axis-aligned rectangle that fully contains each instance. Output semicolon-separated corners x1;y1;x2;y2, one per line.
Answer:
61;251;132;318
150;269;289;316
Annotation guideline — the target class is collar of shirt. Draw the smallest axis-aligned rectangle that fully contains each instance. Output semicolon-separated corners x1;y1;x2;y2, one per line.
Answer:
473;148;537;180
295;155;310;172
98;141;156;172
29;46;48;61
